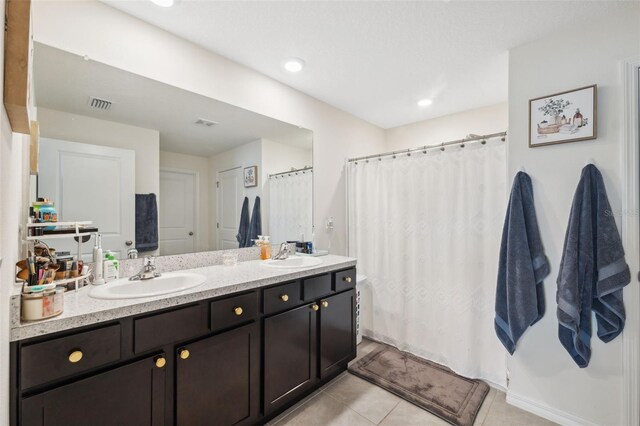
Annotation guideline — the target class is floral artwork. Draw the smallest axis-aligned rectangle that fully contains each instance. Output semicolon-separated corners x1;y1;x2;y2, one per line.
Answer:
529;85;597;147
244;166;258;187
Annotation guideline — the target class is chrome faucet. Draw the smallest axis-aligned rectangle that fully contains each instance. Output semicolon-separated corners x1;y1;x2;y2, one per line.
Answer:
129;256;161;281
273;242;293;260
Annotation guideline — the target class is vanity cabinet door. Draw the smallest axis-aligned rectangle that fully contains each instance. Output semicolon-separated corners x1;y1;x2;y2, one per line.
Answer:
21;354;166;426
263;303;318;416
175;322;259;426
319;289;357;379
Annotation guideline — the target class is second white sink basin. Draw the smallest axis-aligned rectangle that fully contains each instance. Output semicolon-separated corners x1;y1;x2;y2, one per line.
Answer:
262;256;323;269
89;272;207;300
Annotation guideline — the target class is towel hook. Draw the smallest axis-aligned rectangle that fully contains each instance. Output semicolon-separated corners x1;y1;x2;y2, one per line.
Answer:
587;158;596;166
440;142;445;151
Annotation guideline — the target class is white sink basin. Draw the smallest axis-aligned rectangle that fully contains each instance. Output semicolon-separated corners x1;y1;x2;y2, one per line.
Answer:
89;272;206;300
262;257;323;269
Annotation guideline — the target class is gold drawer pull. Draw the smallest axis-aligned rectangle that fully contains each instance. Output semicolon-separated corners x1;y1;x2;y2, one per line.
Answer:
321;300;329;308
68;350;83;363
280;294;289;302
179;348;190;360
155;356;166;368
234;306;243;316
311;304;319;311
343;276;352;283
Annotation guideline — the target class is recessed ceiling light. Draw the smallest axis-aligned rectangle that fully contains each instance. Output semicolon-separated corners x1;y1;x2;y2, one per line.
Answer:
417;99;433;107
284;58;305;73
149;0;174;7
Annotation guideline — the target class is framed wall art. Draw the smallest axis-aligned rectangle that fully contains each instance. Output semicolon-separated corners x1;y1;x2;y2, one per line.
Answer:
529;84;597;147
244;166;258;187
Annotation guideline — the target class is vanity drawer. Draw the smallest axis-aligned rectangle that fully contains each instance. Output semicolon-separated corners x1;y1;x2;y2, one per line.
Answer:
263;281;301;315
210;291;258;332
134;304;205;353
20;324;121;390
302;274;332;301
334;268;356;291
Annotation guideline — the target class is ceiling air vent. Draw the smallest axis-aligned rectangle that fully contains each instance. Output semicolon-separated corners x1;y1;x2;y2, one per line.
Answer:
87;96;113;111
194;118;218;127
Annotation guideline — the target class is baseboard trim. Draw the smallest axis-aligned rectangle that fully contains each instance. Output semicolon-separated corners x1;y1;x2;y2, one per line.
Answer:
506;391;599;426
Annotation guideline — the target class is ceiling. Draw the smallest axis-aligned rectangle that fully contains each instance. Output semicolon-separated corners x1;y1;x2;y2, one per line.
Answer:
33;43;313;157
102;0;633;129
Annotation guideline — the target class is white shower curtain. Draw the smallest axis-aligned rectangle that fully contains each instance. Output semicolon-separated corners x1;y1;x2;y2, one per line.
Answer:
348;139;507;387
268;170;313;244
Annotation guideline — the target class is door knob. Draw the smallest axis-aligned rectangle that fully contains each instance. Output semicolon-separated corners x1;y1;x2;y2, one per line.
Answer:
280;294;289;302
125;240;133;246
155;356;166;368
188;232;194;236
311;304;319;311
234;307;243;316
321;300;329;308
68;350;83;363
343;276;352;283
179;348;190;360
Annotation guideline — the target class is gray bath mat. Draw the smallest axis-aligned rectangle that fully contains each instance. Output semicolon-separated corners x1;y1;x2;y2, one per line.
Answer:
348;343;489;426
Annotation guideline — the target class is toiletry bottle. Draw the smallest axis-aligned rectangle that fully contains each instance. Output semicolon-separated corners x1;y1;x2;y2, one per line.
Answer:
103;252;120;282
93;234;105;285
261;236;272;260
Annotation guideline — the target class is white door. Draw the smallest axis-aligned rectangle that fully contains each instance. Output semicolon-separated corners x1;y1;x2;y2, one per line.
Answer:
39;138;135;260
159;169;196;255
217;167;244;250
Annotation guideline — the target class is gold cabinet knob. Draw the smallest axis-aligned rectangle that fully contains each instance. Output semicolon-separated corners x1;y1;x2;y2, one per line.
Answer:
280;294;289;302
343;276;352;283
155;356;166;368
179;348;190;360
68;350;83;363
321;300;329;308
234;306;243;316
311;304;319;311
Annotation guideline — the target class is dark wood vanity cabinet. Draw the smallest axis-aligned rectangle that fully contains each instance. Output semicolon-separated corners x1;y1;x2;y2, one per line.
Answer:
264;303;318;415
176;322;260;425
319;289;357;379
12;267;356;426
21;354;166;426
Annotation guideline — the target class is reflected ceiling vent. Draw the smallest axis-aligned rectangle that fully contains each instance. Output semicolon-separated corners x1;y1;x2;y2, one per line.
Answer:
194;118;218;127
87;96;113;111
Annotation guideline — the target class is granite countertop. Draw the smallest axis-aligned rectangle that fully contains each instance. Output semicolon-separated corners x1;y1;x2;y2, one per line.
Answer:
10;254;356;341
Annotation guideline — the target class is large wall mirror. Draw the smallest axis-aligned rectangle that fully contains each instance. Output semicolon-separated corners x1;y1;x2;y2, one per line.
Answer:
31;43;313;260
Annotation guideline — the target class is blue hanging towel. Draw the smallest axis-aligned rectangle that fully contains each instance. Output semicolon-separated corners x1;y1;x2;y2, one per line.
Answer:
557;164;630;368
135;193;159;252
246;196;262;248
495;172;550;354
236;197;250;248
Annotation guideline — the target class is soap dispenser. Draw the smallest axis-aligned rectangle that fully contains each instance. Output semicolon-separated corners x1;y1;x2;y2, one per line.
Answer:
92;233;105;285
261;236;272;260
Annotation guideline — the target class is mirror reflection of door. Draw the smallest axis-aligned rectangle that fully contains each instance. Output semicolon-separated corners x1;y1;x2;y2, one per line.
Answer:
38;138;135;261
159;169;196;255
217;167;244;250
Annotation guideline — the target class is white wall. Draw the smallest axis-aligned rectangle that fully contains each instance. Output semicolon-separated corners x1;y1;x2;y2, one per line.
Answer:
32;0;386;255
38;108;160;195
385;103;507;151
507;9;640;426
160;150;210;252
209;139;263;249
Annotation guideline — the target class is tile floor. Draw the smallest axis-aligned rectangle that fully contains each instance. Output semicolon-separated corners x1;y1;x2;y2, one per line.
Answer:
269;339;557;426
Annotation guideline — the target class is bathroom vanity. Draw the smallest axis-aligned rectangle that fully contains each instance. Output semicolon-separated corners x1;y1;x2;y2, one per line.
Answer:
9;256;357;425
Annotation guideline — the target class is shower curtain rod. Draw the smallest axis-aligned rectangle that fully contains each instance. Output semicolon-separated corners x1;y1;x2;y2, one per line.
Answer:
347;131;507;163
269;166;313;178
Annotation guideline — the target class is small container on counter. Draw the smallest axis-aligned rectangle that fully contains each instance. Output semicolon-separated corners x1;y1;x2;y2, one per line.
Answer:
21;287;65;321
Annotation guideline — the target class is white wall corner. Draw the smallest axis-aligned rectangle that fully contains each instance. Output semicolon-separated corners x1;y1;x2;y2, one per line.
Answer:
621;56;640;426
506;392;600;426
